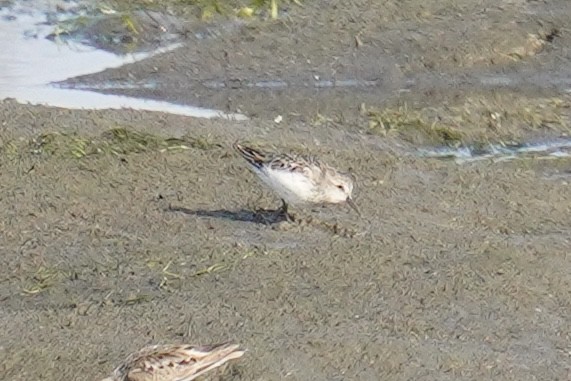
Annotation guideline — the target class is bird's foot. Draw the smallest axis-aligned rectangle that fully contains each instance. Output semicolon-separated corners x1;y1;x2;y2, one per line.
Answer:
280;200;295;222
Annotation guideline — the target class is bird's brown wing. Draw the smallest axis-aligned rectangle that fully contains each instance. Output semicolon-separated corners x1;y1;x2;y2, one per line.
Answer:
117;343;244;381
233;142;268;169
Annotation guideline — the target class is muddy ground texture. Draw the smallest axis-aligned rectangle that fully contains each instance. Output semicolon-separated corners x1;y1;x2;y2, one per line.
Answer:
1;0;571;380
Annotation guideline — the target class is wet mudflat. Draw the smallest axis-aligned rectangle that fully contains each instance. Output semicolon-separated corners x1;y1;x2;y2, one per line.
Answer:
1;0;571;380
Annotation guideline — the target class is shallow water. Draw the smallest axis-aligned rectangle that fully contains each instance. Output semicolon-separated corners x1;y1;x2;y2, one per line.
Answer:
419;138;571;164
0;1;247;120
2;0;571;157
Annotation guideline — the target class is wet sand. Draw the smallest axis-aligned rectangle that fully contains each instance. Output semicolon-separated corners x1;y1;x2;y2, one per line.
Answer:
1;0;571;380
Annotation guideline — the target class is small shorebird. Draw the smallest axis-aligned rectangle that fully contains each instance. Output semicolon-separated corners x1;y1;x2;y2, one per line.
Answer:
101;342;244;381
233;142;360;220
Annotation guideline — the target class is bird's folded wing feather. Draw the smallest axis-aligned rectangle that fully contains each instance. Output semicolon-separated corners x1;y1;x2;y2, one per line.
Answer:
126;344;244;381
269;155;319;174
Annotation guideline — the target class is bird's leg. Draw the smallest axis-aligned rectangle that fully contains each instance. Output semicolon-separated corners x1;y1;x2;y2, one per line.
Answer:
280;199;293;222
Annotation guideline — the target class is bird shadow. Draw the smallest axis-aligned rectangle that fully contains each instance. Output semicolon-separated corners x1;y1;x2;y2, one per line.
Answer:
167;205;288;225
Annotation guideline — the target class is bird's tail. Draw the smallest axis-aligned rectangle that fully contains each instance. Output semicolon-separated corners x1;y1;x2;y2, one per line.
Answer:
183;342;245;380
233;142;267;169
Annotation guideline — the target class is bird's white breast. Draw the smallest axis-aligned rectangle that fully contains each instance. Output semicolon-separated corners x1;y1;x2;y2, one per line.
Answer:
258;166;317;204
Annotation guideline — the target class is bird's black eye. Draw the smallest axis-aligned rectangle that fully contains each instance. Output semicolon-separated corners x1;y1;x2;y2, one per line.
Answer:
337;185;344;190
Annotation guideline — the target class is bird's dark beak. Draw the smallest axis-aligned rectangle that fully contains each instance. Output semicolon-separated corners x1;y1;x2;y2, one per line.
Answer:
346;197;361;217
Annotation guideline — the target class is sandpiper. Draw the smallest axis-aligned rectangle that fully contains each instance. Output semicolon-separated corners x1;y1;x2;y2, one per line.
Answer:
233;142;360;220
101;342;244;381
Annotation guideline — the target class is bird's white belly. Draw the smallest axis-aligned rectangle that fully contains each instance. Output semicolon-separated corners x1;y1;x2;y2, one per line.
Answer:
258;167;316;204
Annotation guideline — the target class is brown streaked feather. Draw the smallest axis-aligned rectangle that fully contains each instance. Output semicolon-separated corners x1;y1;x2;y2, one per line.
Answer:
233;142;268;169
102;342;245;381
234;142;321;174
